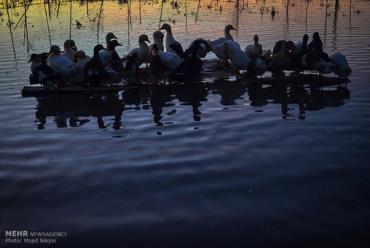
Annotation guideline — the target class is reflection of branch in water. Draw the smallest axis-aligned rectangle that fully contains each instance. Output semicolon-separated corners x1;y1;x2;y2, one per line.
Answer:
139;0;142;24
305;0;310;34
159;0;164;28
260;0;266;24
96;0;104;44
57;0;61;17
5;0;16;58
284;0;289;39
333;0;339;50
348;0;352;46
13;1;31;29
69;0;72;39
235;0;240;33
127;0;132;47
195;0;200;23
43;1;52;47
48;0;51;19
128;0;132;28
23;0;29;52
324;0;328;47
185;0;188;33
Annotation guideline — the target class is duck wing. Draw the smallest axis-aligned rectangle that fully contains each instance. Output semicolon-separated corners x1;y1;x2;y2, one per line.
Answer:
128;47;149;65
245;44;263;59
159;52;184;69
211;37;228;47
99;49;113;65
185;38;211;58
212;41;232;60
169;41;184;57
330;52;352;77
229;51;252;71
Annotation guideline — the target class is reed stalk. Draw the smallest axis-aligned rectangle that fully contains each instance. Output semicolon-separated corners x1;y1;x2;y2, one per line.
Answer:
195;0;200;23
69;0;72;38
23;0;29;52
5;0;16;57
96;0;104;44
44;0;52;47
158;0;164;27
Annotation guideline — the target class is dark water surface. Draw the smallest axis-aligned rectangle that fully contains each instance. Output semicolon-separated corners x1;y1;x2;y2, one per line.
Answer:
0;0;370;247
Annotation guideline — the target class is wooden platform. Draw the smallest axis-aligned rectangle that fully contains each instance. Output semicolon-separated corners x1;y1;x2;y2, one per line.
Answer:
21;73;349;97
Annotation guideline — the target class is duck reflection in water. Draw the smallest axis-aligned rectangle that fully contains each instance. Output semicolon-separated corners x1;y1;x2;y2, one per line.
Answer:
34;78;350;129
212;78;247;105
245;80;350;120
35;94;123;130
122;83;208;125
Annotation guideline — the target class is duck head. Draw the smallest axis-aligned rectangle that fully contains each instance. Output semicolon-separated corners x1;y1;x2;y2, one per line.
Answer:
39;53;49;64
138;34;151;46
303;34;309;44
225;24;237;32
253;35;259;44
74;50;87;62
285;41;297;54
64;39;77;51
153;30;164;51
188;42;203;58
28;53;41;63
312;32;320;41
225;24;237;40
149;44;160;58
49;45;61;56
93;44;104;57
106;32;118;46
159;23;172;33
199;42;209;58
108;40;122;50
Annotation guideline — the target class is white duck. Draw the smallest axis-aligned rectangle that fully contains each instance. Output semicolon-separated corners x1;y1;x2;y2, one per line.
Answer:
211;25;240;61
295;34;309;55
149;44;184;70
127;34;151;67
105;32;118;48
245;35;263;59
70;50;91;82
330;52;352;77
47;45;75;79
28;53;55;83
153;30;165;52
301;54;335;75
223;40;252;71
99;33;119;65
253;57;269;76
159;23;184;55
29;54;42;74
211;24;238;46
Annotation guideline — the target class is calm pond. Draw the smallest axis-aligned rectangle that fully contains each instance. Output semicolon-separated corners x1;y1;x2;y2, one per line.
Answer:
0;0;370;247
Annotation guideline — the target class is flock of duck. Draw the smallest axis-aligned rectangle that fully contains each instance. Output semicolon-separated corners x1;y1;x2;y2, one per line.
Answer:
29;24;352;87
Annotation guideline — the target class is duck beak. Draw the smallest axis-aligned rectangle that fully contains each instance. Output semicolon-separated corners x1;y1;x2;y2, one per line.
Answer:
232;27;237;31
146;39;151;44
117;42;123;46
27;58;32;63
